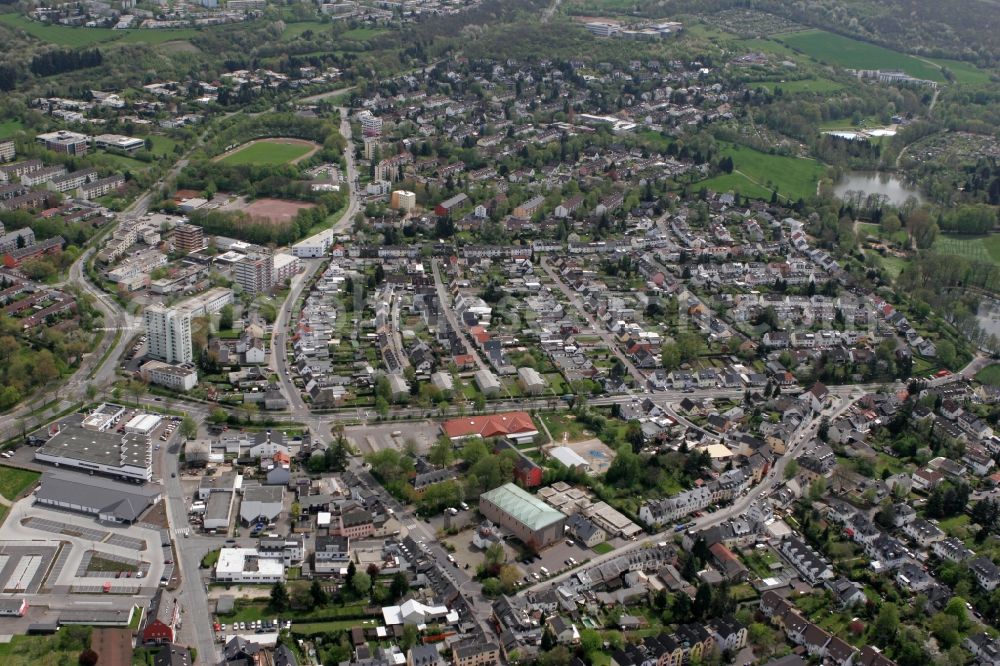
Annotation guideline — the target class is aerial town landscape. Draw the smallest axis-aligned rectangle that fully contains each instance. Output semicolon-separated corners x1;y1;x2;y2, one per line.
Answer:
0;0;999;665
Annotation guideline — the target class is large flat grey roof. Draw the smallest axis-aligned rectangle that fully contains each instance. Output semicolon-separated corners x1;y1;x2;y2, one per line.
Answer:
36;423;150;469
34;470;160;522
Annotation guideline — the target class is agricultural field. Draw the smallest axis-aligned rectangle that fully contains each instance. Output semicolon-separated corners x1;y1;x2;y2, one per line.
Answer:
700;143;826;202
777;29;945;82
0;13;200;47
931;234;1000;266
217;138;318;166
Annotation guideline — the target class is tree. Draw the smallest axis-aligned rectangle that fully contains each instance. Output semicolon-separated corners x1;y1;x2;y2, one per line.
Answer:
219;304;234;331
210;408;229;424
180;415;198;440
390;572;409;600
784;459;799;480
872;602;899;646
428;435;454;467
310;579;329;607
351;571;371;597
269;582;289;611
937;340;956;369
78;648;99;666
485;542;506;568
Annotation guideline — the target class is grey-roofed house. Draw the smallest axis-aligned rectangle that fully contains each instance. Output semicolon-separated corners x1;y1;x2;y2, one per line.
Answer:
240;484;284;525
153;644;191;666
33;469;161;524
274;644;299;666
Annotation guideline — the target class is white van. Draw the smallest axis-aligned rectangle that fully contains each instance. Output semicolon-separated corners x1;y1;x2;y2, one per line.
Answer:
539;566;549;576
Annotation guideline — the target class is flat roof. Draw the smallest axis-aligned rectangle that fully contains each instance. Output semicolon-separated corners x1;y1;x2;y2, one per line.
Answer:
216;548;284;576
206;491;234;521
36;424;150;470
243;485;283;503
480;483;566;531
125;414;161;432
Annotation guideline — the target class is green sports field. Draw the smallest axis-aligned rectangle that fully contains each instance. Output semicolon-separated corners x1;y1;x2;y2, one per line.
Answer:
931;234;1000;266
778;29;945;82
218;140;315;166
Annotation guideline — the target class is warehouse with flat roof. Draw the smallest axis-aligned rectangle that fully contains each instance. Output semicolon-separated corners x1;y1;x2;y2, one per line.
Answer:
479;483;567;551
35;423;152;481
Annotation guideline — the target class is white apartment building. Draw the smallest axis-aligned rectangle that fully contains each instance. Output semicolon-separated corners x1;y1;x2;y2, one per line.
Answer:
144;305;193;364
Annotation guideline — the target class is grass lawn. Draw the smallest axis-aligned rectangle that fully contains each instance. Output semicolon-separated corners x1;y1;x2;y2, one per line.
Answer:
778;29;945;82
87;556;138;573
745;78;845;94
0;118;24;138
698;172;774;201
975;364;1000;387
538;412;590;443
0;628;92;665
926;57;995;86
699;142;825;202
931;234;1000;266
218;601;372;624
592;542;614;555
0;466;40;501
874;254;909;280
0;504;8;527
0;13;199;47
282;21;328;40
148;135;178;156
342;27;385;40
201;549;221;568
219;140;313;166
938;514;970;538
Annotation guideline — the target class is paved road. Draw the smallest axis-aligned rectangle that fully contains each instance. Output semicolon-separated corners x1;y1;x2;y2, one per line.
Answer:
161;438;219;664
431;259;488;372
272;258;325;416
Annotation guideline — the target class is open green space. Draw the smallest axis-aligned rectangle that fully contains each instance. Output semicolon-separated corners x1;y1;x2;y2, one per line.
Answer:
0;119;24;138
592;542;614;555
282;21;328;41
777;29;945;82
87;556;138;573
925;57;995;86
148;135;179;156
217;600;371;624
342;27;385;41
0;466;40;501
0;626;91;665
931;234;1000;265
291;618;379;635
701;143;826;202
219;140;314;166
699;172;774;201
874;253;909;280
0;13;200;47
975;364;1000;387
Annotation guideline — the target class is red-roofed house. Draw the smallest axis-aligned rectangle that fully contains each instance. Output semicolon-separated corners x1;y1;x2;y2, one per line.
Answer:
441;412;539;445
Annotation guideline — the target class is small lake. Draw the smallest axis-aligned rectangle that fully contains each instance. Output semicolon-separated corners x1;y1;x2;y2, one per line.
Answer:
833;171;925;207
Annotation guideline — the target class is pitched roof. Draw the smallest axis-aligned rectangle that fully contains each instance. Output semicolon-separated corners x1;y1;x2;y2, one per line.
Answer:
441;412;538;439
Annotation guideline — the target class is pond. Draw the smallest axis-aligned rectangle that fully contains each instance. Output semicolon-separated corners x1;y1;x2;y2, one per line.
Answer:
833;171;925;207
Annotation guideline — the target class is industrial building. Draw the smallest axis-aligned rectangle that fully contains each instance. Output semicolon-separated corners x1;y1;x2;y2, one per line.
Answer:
479;483;567;551
33;470;161;523
35;422;153;482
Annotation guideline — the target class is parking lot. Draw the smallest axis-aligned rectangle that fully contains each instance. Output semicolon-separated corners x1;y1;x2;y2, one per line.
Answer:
517;537;598;583
346;421;441;455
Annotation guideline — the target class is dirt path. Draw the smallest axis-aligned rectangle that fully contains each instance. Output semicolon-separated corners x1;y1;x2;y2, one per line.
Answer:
212;137;320;164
